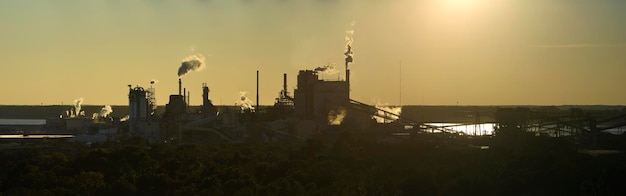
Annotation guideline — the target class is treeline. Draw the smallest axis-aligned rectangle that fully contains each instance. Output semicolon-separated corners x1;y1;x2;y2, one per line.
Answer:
1;132;625;195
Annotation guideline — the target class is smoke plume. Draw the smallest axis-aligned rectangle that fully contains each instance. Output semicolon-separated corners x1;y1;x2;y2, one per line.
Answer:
237;91;255;112
150;79;159;84
314;63;338;75
344;22;355;68
120;115;130;122
72;97;84;118
373;102;402;123
99;105;113;118
328;107;347;125
178;54;206;77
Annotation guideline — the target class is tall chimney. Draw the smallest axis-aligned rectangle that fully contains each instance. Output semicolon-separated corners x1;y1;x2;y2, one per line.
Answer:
256;70;259;112
283;73;287;97
178;78;182;95
202;83;209;107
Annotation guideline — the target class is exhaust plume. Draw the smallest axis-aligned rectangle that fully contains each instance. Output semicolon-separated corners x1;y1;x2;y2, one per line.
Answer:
344;22;355;68
99;105;113;118
92;105;113;119
73;97;84;118
237;91;255;112
373;102;402;123
178;54;206;77
328;107;347;125
314;63;338;74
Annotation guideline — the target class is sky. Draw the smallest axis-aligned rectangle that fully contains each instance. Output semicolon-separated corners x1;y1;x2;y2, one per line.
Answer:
1;0;625;106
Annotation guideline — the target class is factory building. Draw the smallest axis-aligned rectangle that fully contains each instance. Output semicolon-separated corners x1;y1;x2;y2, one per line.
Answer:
128;84;160;141
201;83;218;117
128;83;157;121
294;70;350;125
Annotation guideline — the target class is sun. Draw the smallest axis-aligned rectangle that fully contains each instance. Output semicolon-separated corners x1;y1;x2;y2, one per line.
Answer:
443;0;474;6
440;0;479;10
433;0;482;15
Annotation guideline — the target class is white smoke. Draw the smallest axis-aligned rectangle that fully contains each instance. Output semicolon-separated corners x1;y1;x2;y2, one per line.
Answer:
328;107;347;125
120;115;130;122
69;97;84;118
314;63;338;75
150;79;159;84
99;105;113;118
237;91;255;112
344;21;355;67
178;54;206;77
373;102;402;123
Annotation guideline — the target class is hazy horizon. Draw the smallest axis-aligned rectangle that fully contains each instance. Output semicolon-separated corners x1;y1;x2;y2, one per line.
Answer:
2;0;625;106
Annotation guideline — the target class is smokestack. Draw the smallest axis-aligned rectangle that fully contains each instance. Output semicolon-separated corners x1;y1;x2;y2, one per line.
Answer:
188;91;191;110
178;78;182;95
202;83;209;107
184;88;187;111
283;73;287;97
256;70;259;112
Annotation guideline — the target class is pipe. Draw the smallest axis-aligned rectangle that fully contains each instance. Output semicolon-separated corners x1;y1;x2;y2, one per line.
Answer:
256;70;259;112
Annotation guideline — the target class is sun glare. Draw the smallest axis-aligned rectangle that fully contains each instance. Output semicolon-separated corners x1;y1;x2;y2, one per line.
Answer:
430;0;484;17
443;0;474;6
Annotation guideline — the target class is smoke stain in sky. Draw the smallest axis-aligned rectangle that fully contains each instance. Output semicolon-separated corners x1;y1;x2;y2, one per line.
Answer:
178;54;206;78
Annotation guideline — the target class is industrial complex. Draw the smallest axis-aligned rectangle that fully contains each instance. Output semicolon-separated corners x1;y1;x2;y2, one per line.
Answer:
2;33;626;147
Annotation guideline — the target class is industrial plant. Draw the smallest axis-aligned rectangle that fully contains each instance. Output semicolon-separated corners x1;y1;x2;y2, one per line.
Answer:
114;34;409;144
2;31;626;148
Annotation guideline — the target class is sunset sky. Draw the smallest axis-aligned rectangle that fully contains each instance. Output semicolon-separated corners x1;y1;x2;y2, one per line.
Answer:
1;0;625;106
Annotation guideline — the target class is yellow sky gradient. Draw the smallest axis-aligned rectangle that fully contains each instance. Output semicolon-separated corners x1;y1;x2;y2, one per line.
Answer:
1;0;625;106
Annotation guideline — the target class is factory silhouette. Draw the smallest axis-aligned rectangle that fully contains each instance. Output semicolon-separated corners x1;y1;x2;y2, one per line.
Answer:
120;31;396;144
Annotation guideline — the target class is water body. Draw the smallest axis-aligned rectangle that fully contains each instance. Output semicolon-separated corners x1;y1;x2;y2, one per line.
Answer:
424;123;496;136
0;134;73;139
421;123;626;136
0;119;46;126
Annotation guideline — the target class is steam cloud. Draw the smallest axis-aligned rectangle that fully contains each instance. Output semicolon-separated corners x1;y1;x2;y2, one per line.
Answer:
178;54;206;77
314;63;338;75
120;115;130;122
328;107;347;125
69;97;84;118
373;102;402;123
237;91;255;112
344;22;355;68
99;105;113;118
64;97;85;118
91;105;113;120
